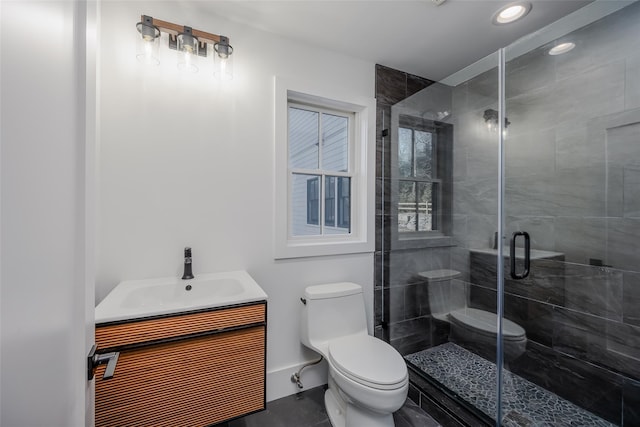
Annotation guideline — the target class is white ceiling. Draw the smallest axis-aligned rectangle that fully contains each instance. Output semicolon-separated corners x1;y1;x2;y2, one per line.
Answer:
193;0;593;81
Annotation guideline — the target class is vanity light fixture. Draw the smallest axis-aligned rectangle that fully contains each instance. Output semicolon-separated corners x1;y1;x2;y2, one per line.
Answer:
136;15;234;79
548;42;576;56
492;2;532;25
484;109;510;132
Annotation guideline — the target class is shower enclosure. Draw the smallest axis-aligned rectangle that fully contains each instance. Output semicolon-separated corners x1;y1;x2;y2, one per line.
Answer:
379;2;640;425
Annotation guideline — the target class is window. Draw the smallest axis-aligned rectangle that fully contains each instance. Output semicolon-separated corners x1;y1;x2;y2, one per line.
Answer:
398;126;438;233
274;77;375;259
390;112;453;249
289;103;352;236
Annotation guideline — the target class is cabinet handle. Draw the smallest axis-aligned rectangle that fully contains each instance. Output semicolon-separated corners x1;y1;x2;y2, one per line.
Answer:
87;344;120;380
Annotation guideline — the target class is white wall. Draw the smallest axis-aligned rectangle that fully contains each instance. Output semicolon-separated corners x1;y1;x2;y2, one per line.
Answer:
1;1;92;425
98;1;375;401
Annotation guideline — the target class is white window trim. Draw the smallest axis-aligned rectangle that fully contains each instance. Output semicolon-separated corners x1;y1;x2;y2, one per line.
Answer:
274;76;376;259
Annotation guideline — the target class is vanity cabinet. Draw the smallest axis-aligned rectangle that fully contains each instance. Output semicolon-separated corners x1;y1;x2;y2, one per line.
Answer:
94;301;266;427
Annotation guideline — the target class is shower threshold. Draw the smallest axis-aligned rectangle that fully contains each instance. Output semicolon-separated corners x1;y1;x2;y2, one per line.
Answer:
406;343;615;427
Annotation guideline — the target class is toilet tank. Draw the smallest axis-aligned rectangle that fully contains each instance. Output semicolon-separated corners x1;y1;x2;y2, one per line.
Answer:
419;270;465;320
300;282;368;354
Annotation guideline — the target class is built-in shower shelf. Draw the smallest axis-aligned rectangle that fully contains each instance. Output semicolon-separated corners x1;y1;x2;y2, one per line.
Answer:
418;269;461;282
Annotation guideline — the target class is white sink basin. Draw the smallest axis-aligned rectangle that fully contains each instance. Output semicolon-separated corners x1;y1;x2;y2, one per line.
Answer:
95;271;267;324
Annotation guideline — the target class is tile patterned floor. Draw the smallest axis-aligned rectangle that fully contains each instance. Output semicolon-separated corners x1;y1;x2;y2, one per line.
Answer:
406;343;616;427
224;385;440;427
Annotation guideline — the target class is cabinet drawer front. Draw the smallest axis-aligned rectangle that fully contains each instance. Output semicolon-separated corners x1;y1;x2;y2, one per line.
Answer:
96;303;265;349
95;326;265;427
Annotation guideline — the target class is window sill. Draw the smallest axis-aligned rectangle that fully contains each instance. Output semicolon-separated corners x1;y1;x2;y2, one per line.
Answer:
391;235;454;250
275;238;374;260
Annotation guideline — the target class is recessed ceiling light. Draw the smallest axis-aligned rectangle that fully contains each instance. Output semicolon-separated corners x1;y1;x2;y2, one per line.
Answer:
548;42;576;56
493;2;532;25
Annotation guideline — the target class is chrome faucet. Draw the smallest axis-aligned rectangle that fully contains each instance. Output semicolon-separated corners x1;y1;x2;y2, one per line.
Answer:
182;247;194;280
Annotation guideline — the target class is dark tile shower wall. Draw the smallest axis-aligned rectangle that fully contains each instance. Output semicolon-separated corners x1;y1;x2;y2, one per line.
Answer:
374;64;439;353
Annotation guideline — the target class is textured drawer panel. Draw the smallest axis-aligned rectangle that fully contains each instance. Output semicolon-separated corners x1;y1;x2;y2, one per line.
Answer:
96;303;265;349
95;326;265;427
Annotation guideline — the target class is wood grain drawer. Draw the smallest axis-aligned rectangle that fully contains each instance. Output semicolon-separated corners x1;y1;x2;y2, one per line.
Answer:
94;301;267;426
96;303;266;350
95;326;265;427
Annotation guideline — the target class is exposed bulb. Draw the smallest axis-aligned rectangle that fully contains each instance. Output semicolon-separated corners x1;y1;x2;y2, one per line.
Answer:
136;38;160;66
177;50;198;73
213;38;233;81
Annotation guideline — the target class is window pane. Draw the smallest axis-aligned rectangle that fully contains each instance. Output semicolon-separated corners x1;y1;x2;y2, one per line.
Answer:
337;177;350;233
325;176;350;235
398;128;413;178
415;131;433;178
292;174;320;236
417;182;435;231
398;181;416;233
289;107;319;169
322;113;348;172
325;176;336;227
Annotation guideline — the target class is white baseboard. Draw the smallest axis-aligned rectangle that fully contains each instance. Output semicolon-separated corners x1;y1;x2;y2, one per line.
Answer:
266;359;328;402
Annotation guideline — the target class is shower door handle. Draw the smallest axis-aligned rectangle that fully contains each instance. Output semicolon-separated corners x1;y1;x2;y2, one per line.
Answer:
510;231;530;280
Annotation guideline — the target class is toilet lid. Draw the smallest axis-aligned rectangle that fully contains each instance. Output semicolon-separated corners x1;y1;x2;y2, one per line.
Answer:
449;308;525;340
328;335;407;389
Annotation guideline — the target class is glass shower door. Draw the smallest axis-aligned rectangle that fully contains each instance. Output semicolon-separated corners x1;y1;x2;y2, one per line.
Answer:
388;53;506;424
500;3;640;425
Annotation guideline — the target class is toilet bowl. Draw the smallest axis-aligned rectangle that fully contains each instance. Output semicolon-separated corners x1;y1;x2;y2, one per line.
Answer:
449;307;527;361
420;269;527;361
301;282;408;427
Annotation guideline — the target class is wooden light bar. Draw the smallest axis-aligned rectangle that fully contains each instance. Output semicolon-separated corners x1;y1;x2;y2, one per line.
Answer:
144;15;226;45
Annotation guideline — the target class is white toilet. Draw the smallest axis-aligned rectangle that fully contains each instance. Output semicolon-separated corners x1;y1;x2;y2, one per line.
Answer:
421;269;527;360
300;282;408;427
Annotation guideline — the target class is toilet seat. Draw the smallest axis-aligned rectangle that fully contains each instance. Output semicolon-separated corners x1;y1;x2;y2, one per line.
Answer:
449;308;525;341
328;335;408;390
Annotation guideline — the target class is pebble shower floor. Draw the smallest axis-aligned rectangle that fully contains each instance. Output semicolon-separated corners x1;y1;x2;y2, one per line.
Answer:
406;343;615;427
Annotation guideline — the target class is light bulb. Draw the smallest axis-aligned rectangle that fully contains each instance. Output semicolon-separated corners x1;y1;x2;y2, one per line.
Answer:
213;39;234;81
549;42;576;56
177;31;199;73
501;5;524;20
493;2;532;25
136;18;160;66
